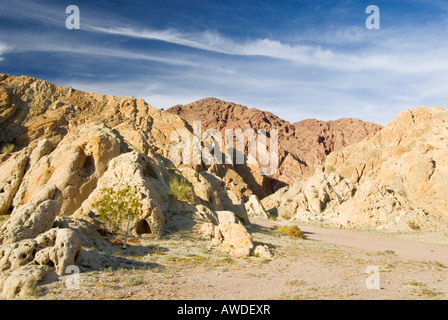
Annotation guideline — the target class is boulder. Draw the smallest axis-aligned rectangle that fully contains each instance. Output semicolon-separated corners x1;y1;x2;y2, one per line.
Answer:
253;245;274;259
216;210;242;225
0;224;82;299
39;228;82;275
0;239;37;271
217;190;248;222
245;195;270;220
200;210;254;257
219;223;254;258
0;193;59;245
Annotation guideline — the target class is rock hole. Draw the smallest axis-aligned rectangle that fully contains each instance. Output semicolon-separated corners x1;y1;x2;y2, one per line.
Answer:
81;154;95;178
136;219;151;235
74;250;81;263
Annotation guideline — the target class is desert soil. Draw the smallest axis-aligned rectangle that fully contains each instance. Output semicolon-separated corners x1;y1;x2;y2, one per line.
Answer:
35;218;448;300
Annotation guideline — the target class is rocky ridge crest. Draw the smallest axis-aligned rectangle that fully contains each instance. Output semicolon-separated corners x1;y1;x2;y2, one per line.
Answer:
167;98;383;191
262;107;448;232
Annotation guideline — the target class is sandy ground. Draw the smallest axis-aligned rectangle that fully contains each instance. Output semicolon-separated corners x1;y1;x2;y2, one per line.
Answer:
299;224;448;266
34;218;448;300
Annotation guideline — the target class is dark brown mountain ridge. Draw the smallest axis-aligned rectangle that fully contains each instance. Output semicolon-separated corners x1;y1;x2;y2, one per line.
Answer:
167;97;383;190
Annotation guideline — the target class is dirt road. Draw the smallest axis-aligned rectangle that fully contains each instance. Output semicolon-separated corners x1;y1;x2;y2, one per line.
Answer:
298;225;448;266
251;218;448;266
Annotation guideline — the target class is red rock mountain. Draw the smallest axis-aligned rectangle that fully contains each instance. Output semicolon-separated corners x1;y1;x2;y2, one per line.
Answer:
167;98;383;191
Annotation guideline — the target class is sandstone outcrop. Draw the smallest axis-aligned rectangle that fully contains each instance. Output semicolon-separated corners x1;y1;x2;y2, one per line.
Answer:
263;107;448;232
0;265;50;299
0;149;29;214
218;223;254;258
0;74;271;298
74;151;166;238
0;226;82;299
12;124;122;216
0;194;59;245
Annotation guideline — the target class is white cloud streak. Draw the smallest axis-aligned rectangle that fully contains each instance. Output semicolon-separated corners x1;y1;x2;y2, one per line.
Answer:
90;25;448;74
2;1;448;126
0;41;9;61
90;26;340;66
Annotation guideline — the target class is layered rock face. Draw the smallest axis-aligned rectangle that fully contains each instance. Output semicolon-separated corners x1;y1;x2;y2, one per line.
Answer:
0;74;251;235
0;74;258;298
167;98;382;191
262;107;448;232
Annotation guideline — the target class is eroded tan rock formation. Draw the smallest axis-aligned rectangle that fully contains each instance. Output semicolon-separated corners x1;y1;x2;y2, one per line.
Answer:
0;75;263;298
263;107;448;232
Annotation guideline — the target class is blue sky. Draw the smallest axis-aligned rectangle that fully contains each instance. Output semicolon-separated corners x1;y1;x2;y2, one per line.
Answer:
1;0;448;125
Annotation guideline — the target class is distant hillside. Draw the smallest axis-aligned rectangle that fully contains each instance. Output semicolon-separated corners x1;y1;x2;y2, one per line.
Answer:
167;98;383;191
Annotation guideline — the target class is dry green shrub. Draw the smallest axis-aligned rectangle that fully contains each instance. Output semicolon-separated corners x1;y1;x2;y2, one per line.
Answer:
93;184;142;233
1;143;14;154
276;225;305;239
168;177;193;202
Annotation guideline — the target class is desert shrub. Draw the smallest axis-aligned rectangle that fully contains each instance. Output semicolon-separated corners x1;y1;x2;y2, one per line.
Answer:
408;221;421;231
93;184;142;233
325;165;336;173
0;143;14;154
276;225;305;239
168;177;193;202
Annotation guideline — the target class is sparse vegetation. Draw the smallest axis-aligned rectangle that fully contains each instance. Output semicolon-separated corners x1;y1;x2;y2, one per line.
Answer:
407;280;424;287
221;257;236;264
419;288;438;297
168;177;194;202
198;246;211;254
428;260;446;269
0;143;14;154
325;165;336;174
93;184;142;233
284;279;306;286
126;275;144;286
408;221;421;231
276;225;305;239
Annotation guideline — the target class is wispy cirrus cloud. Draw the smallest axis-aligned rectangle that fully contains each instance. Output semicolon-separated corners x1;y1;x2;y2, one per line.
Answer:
0;41;10;61
2;0;448;126
90;25;448;74
91;26;339;66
